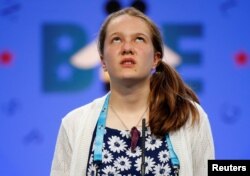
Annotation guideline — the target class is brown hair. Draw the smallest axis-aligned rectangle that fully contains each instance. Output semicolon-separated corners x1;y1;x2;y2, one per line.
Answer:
98;7;200;137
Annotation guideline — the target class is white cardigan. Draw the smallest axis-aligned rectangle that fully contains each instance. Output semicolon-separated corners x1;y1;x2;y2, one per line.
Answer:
50;95;214;176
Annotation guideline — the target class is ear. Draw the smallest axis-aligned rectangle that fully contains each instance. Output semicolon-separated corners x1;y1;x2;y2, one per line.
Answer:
153;52;161;68
100;55;107;72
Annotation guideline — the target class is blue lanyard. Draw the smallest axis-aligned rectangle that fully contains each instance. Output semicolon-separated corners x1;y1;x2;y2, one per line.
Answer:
93;94;180;170
166;133;180;170
93;94;110;163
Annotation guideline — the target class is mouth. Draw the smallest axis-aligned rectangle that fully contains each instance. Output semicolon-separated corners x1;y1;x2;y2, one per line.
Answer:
120;58;136;66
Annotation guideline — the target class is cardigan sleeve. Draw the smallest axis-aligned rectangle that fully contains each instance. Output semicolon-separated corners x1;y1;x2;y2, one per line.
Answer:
50;121;72;176
191;105;215;176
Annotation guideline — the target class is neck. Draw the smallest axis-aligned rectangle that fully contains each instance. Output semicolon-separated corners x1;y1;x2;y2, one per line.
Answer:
106;82;150;130
109;80;150;112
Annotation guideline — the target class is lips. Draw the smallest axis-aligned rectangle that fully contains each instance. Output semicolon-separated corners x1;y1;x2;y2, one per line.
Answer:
120;58;136;65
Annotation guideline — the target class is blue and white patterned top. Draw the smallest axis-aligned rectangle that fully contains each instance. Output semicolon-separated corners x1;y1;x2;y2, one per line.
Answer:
87;126;176;176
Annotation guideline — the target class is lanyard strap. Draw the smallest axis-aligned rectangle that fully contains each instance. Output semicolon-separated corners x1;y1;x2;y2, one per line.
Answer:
93;94;180;169
166;133;180;169
93;94;110;163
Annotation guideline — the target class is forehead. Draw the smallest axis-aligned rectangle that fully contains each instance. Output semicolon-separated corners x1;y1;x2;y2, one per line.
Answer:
106;14;151;36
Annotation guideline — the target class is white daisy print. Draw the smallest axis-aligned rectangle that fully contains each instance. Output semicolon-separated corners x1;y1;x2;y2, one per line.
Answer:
108;136;127;153
102;149;113;164
88;153;93;164
102;165;121;176
114;156;131;171
102;142;106;150
153;163;171;176
135;157;142;172
92;139;106;152
92;139;96;152
126;146;141;157
145;135;162;151
135;156;155;174
158;150;170;163
120;130;130;139
145;127;151;136
87;163;97;176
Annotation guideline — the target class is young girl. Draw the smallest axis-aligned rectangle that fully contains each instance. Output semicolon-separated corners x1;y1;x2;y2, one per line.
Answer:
51;7;214;176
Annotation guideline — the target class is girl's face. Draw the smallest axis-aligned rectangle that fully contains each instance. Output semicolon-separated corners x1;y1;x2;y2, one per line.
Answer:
101;14;160;85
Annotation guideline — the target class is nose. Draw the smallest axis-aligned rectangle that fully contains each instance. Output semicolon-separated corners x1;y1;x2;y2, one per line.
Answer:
121;41;134;55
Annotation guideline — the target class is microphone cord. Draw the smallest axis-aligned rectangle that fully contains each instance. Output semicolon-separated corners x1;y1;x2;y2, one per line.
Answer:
141;118;146;176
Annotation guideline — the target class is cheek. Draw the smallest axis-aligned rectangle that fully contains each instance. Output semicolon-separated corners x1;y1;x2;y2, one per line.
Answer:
102;49;112;61
104;45;120;56
103;48;118;65
142;50;156;62
138;44;154;54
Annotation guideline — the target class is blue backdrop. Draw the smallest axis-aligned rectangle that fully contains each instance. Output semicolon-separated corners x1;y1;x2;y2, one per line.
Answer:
1;0;250;175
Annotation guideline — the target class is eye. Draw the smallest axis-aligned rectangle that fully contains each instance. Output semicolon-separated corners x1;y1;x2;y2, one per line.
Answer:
111;36;121;43
135;36;145;43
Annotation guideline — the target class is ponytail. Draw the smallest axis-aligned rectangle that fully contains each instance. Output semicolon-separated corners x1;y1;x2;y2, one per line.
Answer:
149;60;200;137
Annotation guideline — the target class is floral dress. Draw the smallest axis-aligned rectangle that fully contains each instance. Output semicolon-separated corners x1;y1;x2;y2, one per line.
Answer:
87;127;176;176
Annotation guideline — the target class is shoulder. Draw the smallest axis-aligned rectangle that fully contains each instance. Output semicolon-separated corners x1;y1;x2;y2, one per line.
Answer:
185;101;210;129
61;94;108;131
173;102;213;146
184;102;214;150
192;102;210;131
170;102;214;175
